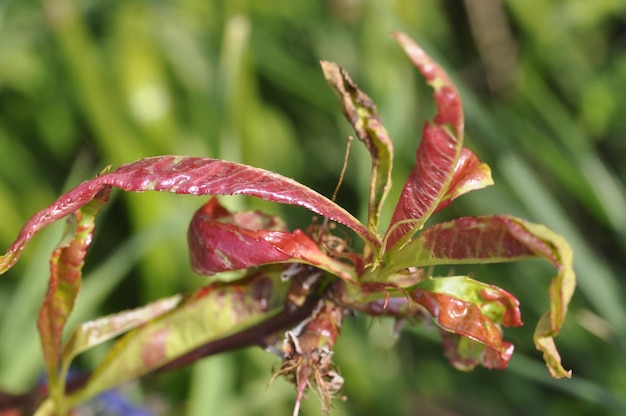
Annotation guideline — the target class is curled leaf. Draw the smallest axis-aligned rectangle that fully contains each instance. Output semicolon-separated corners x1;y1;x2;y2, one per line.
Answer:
65;274;281;407
435;148;493;213
188;198;358;282
411;289;512;369
385;33;465;249
321;61;393;237
393;32;463;135
37;187;111;409
412;276;522;328
389;215;575;377
440;330;514;371
0;156;378;276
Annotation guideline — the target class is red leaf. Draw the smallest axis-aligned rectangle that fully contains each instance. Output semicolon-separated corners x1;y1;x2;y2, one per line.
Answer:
434;148;493;213
385;33;464;249
440;330;514;371
67;273;281;405
37;187;111;399
387;215;575;377
412;290;512;368
0;157;377;276
188;199;357;282
411;276;522;328
422;216;545;261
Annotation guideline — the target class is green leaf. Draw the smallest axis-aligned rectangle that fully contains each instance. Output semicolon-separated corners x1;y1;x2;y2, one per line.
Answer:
525;222;575;379
64;275;284;408
42;295;182;413
61;294;182;370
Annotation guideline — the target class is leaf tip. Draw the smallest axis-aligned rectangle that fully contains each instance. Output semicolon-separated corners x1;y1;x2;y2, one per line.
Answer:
534;314;572;379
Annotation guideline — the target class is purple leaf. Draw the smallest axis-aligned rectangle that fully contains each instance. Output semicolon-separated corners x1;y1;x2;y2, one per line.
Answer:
409;275;522;371
391;216;554;268
412;276;522;328
385;33;465;249
434;148;493;213
188;198;358;282
0;156;378;276
37;187;111;406
387;215;575;378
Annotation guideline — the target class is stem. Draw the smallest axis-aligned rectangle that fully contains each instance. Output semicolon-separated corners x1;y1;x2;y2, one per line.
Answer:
316;136;353;244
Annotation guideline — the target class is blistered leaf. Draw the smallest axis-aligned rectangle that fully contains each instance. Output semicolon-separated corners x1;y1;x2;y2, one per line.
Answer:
38;297;181;416
388;215;575;377
411;276;522;327
65;275;281;408
411;289;512;367
188;198;358;282
387;216;552;271
440;330;514;371
36;187;111;404
0;156;378;276
321;61;393;237
385;33;465;249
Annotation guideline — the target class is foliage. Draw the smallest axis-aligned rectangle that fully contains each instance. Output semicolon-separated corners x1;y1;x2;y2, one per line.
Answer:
1;1;625;415
0;31;576;415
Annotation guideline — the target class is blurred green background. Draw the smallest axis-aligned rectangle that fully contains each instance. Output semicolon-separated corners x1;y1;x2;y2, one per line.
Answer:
1;0;626;415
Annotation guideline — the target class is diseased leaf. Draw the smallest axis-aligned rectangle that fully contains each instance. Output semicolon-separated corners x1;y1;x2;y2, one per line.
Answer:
525;222;575;379
36;187;111;405
42;296;182;415
440;330;514;371
1;32;576;416
434;148;493;213
61;295;182;368
188;198;358;282
0;156;378;276
411;289;512;368
385;33;465;249
394;33;463;135
386;216;552;272
321;61;393;237
387;215;575;377
411;276;522;328
65;274;283;408
534;315;571;378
